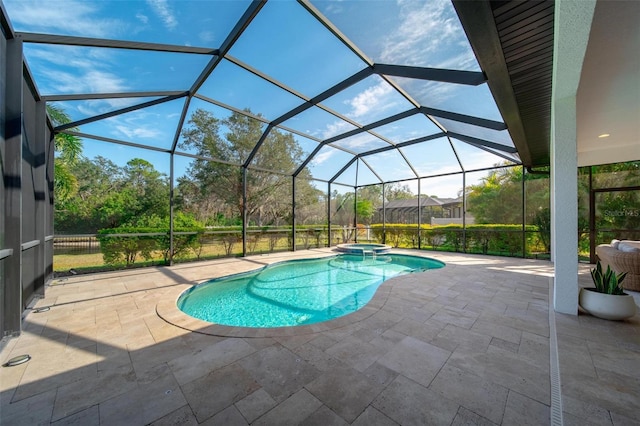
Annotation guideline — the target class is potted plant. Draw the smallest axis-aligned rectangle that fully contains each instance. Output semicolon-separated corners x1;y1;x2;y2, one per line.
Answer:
579;261;637;320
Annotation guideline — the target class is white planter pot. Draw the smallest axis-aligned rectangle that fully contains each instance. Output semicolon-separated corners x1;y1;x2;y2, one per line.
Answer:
579;288;637;320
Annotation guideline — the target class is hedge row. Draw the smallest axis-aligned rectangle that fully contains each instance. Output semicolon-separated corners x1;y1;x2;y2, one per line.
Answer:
97;227;205;266
96;226;330;266
370;224;546;255
97;224;548;266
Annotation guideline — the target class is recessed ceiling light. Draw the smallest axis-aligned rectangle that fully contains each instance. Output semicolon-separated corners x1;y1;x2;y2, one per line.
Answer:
598;133;610;138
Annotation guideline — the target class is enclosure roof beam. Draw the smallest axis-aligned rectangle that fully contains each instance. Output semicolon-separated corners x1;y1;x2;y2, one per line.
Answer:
373;64;486;85
357;132;446;158
420;106;506;131
469;143;522;164
1;1;14;39
329;157;358;184
243;124;274;168
448;133;518;154
323;109;419;144
170;0;264;153
298;0;373;66
271;67;373;127
54;93;187;132
43;91;186;102
359;158;384;184
226;54;309;101
63;131;171;153
17;32;217;55
189;1;263;96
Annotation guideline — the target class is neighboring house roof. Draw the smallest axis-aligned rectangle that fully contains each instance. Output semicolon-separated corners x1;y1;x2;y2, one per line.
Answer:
382;196;462;210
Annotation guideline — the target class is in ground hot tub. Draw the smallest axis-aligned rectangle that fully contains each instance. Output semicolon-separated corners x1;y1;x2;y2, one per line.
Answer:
336;243;392;255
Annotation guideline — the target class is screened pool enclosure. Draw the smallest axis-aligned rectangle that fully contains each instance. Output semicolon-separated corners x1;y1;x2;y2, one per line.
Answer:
2;0;568;335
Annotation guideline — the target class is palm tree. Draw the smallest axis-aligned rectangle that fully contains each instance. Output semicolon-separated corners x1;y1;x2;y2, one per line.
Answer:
47;104;83;202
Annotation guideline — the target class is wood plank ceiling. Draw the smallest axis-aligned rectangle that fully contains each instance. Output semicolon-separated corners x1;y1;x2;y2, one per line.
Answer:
454;0;555;168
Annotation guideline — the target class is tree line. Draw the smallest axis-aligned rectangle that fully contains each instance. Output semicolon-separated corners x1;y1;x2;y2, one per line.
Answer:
51;106;638;242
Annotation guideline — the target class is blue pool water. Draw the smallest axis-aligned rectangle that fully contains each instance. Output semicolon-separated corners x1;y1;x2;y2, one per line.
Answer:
177;254;444;328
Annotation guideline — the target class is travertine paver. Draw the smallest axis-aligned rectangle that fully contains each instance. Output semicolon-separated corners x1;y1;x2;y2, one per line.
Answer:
181;362;259;423
376;336;451;388
305;366;384;422
372;375;460;425
501;390;550;426
429;363;508;424
252;389;322;426
300;405;349;426
351;406;399;426
0;249;638;425
238;345;320;403
235;388;277;423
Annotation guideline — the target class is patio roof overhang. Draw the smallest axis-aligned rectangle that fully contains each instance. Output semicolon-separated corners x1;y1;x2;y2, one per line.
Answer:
456;0;639;169
453;0;554;169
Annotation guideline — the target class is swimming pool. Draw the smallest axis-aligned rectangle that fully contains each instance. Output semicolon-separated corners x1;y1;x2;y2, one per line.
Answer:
177;254;444;328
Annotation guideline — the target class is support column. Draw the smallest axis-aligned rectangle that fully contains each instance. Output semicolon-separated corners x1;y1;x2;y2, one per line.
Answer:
291;176;296;252
34;100;46;297
45;129;54;284
353;187;357;243
242;167;247;257
521;166;526;258
327;182;331;247
169;153;174;265
417;179;422;249
2;36;23;337
551;96;579;314
382;183;386;245
551;0;597;314
462;172;467;252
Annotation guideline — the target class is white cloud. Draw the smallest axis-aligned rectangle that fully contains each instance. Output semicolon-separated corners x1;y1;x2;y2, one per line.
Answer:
146;0;178;30
332;133;385;151
310;149;334;166
322;120;353;139
324;2;345;15
105;108;165;140
24;44;129;96
4;0;123;38
37;67;127;95
199;31;215;44
380;0;475;70
115;125;161;140
136;13;149;24
75;98;146;118
84;70;127;93
436;51;478;71
346;82;394;119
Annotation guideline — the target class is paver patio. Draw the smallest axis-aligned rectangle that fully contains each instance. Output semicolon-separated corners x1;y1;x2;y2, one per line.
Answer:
1;249;638;425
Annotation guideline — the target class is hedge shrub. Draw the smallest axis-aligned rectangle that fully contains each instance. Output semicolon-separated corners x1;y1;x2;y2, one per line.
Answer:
97;226;203;266
370;223;546;257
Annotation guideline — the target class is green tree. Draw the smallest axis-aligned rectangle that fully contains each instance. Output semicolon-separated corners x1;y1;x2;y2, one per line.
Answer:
55;156;170;232
179;109;321;226
385;183;414;200
47;105;83;203
356;199;375;224
466;166;524;224
331;191;355;227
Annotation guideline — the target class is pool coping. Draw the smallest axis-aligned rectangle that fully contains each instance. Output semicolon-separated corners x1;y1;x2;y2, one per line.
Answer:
155;250;438;338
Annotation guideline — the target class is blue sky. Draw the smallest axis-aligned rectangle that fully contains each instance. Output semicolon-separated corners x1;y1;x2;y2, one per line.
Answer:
4;0;518;198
